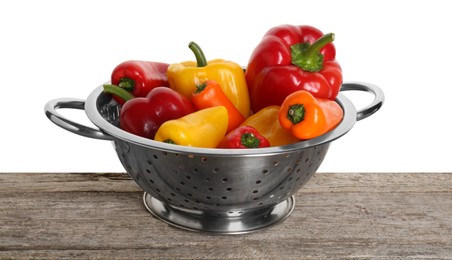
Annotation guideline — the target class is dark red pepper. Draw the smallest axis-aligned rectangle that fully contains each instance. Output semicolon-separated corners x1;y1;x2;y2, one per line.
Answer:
104;85;195;139
218;126;270;149
245;25;342;113
106;60;170;104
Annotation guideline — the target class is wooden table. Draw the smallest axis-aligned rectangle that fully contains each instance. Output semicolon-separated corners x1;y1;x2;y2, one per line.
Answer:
1;172;451;259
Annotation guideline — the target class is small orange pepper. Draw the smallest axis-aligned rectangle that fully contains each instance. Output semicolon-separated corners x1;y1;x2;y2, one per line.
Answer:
191;80;245;133
278;90;343;140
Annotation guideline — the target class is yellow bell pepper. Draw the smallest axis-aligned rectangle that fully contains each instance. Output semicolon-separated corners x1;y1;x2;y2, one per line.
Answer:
240;106;300;147
154;106;228;148
167;42;251;118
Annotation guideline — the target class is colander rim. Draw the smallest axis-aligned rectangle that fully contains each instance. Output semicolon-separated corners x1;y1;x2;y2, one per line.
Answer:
84;84;357;156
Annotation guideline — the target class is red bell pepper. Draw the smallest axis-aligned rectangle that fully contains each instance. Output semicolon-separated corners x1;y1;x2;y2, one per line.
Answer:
245;24;342;113
105;60;170;104
104;85;195;139
218;126;270;149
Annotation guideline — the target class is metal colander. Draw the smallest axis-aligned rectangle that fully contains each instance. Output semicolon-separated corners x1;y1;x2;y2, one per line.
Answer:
45;82;384;234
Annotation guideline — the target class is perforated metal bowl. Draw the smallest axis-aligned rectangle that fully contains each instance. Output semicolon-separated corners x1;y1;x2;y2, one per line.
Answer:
45;82;383;234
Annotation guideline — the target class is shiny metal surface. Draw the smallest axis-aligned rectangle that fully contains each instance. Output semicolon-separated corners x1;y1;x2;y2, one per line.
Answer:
44;98;114;141
340;82;384;121
143;192;295;234
44;82;384;234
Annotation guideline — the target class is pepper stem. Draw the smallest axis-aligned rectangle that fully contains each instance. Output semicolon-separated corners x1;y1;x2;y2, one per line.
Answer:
103;84;135;102
241;133;260;148
189;41;208;67
164;139;177;145
287;104;305;124
291;33;335;72
195;82;207;94
118;77;135;92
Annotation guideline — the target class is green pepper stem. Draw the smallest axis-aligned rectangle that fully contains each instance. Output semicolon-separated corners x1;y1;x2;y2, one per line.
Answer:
291;33;335;72
287;104;305;124
241;133;260;148
189;41;208;67
118;78;135;92
194;82;207;94
164;139;177;145
103;84;135;102
305;33;334;60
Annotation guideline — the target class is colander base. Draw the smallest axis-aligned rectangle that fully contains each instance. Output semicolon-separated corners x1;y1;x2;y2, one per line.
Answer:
143;192;295;235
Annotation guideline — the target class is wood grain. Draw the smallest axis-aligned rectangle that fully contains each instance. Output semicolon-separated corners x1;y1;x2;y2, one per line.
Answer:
0;172;451;259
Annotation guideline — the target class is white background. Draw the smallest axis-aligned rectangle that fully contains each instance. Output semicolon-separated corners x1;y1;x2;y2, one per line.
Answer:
1;0;450;173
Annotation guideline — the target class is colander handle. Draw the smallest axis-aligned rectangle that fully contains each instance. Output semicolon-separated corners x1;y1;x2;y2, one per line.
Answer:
44;98;114;141
340;82;384;121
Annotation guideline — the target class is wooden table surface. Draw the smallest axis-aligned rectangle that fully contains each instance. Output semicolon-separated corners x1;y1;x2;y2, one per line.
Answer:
1;172;451;259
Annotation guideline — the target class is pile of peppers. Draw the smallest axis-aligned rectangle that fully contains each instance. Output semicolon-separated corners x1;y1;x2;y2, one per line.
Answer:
103;24;344;149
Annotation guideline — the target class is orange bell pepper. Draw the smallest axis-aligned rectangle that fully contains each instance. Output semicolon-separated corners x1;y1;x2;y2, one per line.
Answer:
191;80;245;133
278;90;343;140
240;105;299;147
